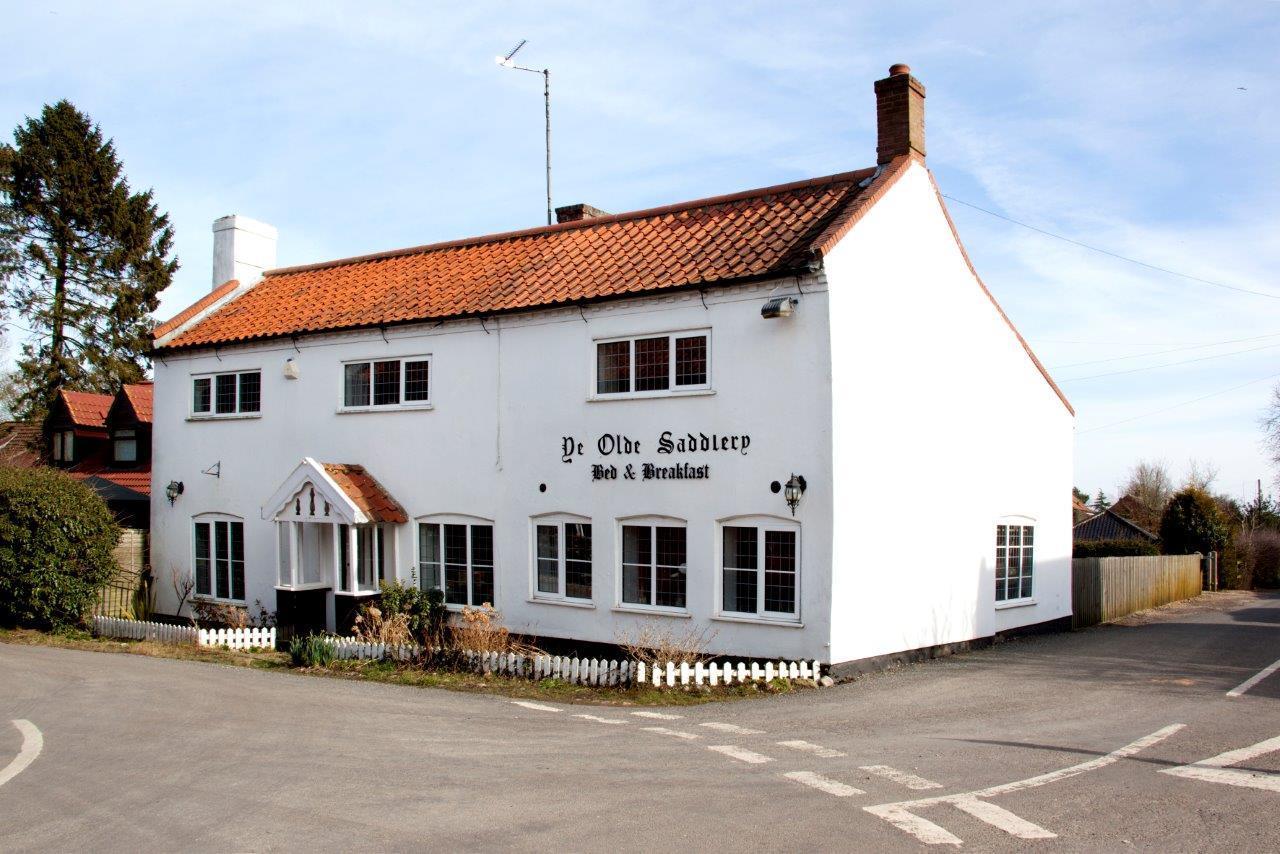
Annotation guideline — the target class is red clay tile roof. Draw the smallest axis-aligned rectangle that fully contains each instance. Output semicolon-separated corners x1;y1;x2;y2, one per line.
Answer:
159;167;887;350
68;463;152;497
323;463;406;524
0;422;41;468
122;382;153;424
154;279;239;339
60;390;113;428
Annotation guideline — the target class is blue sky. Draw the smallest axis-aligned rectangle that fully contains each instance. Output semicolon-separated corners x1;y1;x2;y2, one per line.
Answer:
5;1;1280;501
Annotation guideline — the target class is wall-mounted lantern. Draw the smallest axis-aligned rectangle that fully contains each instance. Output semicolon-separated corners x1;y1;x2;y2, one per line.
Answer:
165;480;184;505
784;473;806;516
761;297;797;319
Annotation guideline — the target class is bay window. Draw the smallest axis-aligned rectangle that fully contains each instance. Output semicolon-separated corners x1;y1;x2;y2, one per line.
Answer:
595;330;710;397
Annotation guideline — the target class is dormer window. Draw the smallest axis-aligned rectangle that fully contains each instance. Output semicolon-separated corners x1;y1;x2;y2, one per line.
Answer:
113;428;137;463
51;430;75;463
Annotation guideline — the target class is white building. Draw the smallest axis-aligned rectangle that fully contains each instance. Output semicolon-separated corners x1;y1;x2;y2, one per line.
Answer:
150;64;1073;674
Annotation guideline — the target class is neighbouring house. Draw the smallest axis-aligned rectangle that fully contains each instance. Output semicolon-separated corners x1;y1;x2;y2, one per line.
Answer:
1073;500;1160;548
0;422;41;468
1072;495;1093;525
148;64;1074;671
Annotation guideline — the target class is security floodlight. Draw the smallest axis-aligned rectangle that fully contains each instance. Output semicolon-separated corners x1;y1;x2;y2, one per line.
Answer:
761;296;798;319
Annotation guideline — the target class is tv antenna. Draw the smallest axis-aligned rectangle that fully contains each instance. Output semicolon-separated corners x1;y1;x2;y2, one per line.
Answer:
495;39;552;225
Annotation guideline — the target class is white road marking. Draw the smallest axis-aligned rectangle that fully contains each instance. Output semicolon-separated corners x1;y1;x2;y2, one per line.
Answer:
1227;657;1280;697
859;765;943;791
574;714;626;725
708;745;774;764
0;720;42;789
700;722;764;735
1161;734;1280;793
783;770;864;797
865;723;1185;846
643;726;699;740
510;701;560;712
950;796;1056;840
777;739;845;758
631;711;682;720
864;804;962;847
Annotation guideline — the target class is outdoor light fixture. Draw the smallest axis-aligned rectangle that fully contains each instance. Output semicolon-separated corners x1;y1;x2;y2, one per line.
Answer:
784;474;807;516
165;480;184;505
761;297;798;319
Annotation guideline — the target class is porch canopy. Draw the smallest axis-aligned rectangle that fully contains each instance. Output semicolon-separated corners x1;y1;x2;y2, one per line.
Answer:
263;457;407;595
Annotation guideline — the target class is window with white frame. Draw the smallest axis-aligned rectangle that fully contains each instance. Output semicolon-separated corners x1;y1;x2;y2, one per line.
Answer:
595;330;709;397
193;516;245;602
343;356;431;409
533;517;592;602
996;522;1034;602
337;524;387;594
113;428;137;463
418;518;494;606
720;519;799;619
192;370;261;417
621;522;687;609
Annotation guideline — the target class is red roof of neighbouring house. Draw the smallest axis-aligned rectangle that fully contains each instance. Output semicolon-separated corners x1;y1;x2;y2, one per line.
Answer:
121;382;153;424
0;422;41;468
59;390;113;428
322;463;406;523
68;462;152;497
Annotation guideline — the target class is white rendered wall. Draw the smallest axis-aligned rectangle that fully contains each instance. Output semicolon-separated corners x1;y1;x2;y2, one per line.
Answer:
150;277;835;661
824;161;1074;665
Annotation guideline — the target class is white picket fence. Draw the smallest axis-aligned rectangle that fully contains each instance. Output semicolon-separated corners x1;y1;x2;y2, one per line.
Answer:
322;636;819;688
92;616;275;651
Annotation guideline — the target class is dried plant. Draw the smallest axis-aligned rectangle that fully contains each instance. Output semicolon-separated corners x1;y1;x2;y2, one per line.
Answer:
616;621;718;667
169;566;195;621
449;605;540;659
190;598;249;629
351;604;414;647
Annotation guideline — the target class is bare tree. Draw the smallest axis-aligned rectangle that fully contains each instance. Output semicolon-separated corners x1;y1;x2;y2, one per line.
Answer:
1120;459;1173;532
1184;458;1219;492
1263;386;1280;488
169;566;194;622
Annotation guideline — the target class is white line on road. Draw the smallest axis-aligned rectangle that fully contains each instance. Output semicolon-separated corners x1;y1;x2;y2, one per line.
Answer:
859;765;943;791
510;701;561;712
1227;657;1280;697
574;714;626;725
0;720;42;789
777;739;845;758
708;745;774;764
631;711;682;720
783;770;864;797
643;726;699;740
950;796;1056;839
700;722;764;735
864;723;1185;846
1160;734;1280;793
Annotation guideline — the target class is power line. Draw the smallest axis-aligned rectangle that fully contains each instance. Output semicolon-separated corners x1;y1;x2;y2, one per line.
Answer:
1060;341;1280;383
941;194;1280;301
1051;331;1280;369
1077;372;1280;435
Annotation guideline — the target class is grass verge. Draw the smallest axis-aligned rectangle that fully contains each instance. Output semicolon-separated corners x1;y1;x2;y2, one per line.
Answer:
0;627;809;706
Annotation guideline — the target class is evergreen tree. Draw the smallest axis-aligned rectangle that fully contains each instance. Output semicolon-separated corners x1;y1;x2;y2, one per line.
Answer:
1091;491;1111;513
1160;487;1228;555
0;100;176;419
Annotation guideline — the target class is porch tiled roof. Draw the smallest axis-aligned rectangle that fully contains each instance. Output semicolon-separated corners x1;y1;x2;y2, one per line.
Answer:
323;463;406;524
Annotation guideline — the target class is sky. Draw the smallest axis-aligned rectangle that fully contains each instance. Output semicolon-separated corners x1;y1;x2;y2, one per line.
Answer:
4;1;1280;502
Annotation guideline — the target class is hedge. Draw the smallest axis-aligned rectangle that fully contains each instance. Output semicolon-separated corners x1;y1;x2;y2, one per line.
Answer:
1073;539;1160;559
0;467;119;629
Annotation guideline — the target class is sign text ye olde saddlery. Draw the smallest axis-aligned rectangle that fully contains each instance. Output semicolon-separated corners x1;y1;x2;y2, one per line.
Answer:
561;431;751;482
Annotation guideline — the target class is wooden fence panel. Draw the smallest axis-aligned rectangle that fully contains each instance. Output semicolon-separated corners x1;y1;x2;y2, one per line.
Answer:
1072;555;1202;628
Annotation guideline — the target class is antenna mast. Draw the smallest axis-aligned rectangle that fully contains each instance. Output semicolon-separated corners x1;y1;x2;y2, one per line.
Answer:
496;40;553;225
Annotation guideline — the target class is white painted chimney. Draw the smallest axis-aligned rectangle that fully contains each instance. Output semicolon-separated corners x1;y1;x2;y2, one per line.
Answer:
211;215;277;290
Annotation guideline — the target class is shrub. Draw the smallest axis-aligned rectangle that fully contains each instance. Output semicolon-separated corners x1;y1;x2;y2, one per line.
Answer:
1160;488;1228;556
190;598;249;628
364;579;447;649
288;633;335;667
616;621;718;667
1235;528;1280;589
1073;539;1160;558
0;467;119;630
450;605;539;662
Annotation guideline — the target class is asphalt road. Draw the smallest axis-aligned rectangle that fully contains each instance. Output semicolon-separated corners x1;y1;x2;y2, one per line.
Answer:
3;591;1280;852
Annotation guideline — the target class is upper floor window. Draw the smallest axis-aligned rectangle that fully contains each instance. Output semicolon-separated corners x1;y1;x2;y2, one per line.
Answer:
193;515;245;602
595;330;710;397
996;522;1034;602
343;356;431;410
113;429;137;463
533;516;592;603
418;516;493;606
51;430;74;463
720;518;799;619
193;370;261;417
620;520;687;610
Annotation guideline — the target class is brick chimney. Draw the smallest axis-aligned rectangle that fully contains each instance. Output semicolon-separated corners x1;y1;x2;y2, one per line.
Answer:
555;203;610;224
874;63;925;164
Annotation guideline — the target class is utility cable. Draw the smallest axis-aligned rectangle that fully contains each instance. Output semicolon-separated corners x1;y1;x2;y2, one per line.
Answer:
1077;372;1280;435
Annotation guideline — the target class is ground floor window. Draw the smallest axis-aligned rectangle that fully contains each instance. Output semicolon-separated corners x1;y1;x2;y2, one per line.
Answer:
418;519;494;606
533;517;592;601
721;520;798;618
996;523;1034;602
621;522;687;609
193;516;245;601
